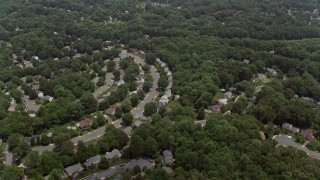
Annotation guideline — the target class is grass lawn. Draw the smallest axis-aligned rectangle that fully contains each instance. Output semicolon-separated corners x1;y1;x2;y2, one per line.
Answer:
254;79;265;87
214;92;224;100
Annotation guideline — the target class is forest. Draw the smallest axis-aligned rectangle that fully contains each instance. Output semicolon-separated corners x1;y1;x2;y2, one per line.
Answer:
0;0;320;179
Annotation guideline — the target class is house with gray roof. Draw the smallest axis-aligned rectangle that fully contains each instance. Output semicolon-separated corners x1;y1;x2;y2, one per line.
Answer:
163;150;174;165
84;155;101;167
162;166;173;174
282;122;300;134
65;163;84;177
133;120;143;127
224;92;232;99
106;149;121;159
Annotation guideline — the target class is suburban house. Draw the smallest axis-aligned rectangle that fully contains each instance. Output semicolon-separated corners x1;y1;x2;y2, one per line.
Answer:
117;79;125;86
302;129;315;141
78;119;93;129
84;155;101;168
65;163;84;177
302;97;315;103
162;166;173;174
267;68;278;76
158;95;169;107
32;84;40;91
40;95;54;102
218;98;228;106
7;98;17;112
212;104;221;112
163;150;174;165
133;120;143;127
123;127;132;136
7;103;17;112
106;107;116;115
106;149;122;160
224;92;232;99
194;120;207;127
282;123;300;134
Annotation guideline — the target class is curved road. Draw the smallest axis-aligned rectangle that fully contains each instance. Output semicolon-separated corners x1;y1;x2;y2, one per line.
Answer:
274;135;320;159
93;73;114;99
32;50;160;153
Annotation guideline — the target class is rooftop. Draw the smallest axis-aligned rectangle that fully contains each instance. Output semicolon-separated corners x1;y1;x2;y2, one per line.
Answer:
106;149;121;159
79;119;92;128
65;163;84;176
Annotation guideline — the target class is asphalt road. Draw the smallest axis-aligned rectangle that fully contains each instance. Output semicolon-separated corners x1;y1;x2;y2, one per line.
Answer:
93;73;114;99
274;135;320;159
32;125;107;153
83;158;154;180
131;65;159;119
32;51;160;153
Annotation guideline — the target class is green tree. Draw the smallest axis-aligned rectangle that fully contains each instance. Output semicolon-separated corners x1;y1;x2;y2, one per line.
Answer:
122;113;133;126
80;92;98;114
39;152;63;175
48;169;63;180
143;137;158;157
107;61;116;72
96;113;105;126
0;165;24;180
121;100;132;113
98;156;109;170
144;102;157;116
129;135;144;157
115;107;122;119
130;94;140;107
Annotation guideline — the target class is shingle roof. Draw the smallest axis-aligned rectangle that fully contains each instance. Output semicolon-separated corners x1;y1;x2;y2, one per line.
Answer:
163;150;172;157
79;119;92;128
106;149;121;159
302;129;315;141
282;123;292;130
65;163;84;176
85;155;101;166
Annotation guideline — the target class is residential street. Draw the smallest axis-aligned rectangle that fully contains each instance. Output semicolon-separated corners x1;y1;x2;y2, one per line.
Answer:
92;73;113;99
274;135;320;159
131;65;159;119
32;125;107;154
82;157;154;180
32;51;161;153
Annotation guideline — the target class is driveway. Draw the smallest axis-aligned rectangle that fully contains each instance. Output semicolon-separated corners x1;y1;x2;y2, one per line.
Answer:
274;135;320;159
4;145;13;166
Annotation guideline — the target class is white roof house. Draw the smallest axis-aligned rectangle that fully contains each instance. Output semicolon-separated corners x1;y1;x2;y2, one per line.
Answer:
218;98;228;105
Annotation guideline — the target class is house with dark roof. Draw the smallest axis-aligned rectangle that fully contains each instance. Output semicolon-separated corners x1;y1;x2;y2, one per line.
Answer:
65;163;84;177
79;119;92;129
162;166;173;174
163;150;174;165
106;149;122;159
84;155;101;168
302;129;315;141
224;92;232;99
282;122;299;134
